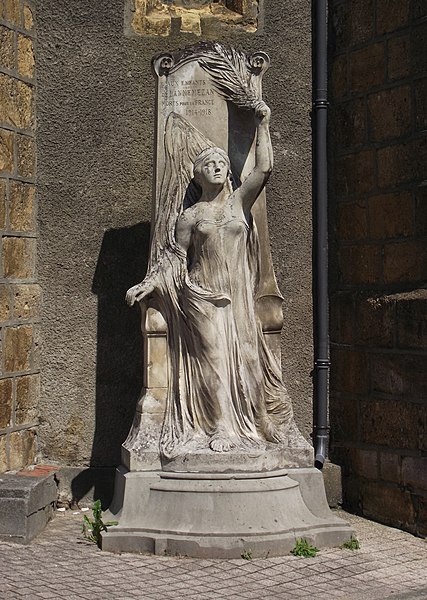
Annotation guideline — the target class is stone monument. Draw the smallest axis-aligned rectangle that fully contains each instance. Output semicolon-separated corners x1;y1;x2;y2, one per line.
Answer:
101;42;352;557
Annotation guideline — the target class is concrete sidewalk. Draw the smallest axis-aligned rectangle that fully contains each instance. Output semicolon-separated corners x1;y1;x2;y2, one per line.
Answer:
0;509;426;599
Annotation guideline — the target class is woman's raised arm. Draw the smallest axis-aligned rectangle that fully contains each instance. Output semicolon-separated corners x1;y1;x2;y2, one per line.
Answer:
235;100;273;215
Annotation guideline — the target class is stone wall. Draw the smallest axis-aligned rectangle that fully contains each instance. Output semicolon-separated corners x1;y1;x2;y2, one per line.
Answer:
0;0;38;472
329;0;427;536
36;0;313;476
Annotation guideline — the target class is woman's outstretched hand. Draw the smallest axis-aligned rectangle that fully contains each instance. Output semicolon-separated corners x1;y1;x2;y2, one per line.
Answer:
126;279;156;306
254;100;271;124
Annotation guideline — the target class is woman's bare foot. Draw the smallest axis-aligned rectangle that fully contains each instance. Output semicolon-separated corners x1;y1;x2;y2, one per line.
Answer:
260;415;285;443
209;432;235;452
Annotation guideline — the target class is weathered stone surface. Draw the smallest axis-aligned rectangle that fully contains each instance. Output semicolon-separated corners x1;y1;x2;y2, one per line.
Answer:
350;43;385;92
355;295;395;348
4;324;33;372
0;434;7;472
333;98;366;150
23;4;34;30
0;128;14;173
330;348;369;395
330;55;347;100
376;0;410;34
363;481;415;528
338;244;381;285
0;24;15;70
9;182;36;232
368;85;411;142
383;240;427;284
335;149;375;198
0;76;34;130
3;0;20;25
0;471;57;543
0;378;13;428
16;135;35;178
9;429;36;471
17;35;34;79
2;236;36;279
368;192;413;239
379;451;401;484
414;77;427;131
350;447;378;480
396;289;427;349
11;283;41;319
330;292;354;345
387;34;410;81
361;398;426;451
336;201;368;241
377;138;427;189
0;178;6;228
16;373;39;425
0;285;11;321
402;456;427;490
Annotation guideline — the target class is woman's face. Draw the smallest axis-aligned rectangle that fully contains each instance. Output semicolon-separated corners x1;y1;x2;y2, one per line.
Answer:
198;152;228;187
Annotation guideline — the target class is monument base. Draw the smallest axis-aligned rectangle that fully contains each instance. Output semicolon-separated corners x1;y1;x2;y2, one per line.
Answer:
101;467;353;558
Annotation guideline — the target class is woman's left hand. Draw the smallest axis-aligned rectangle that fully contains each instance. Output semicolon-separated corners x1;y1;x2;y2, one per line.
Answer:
254;100;271;123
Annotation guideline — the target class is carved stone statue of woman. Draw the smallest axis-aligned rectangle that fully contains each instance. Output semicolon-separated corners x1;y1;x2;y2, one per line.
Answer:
126;96;299;459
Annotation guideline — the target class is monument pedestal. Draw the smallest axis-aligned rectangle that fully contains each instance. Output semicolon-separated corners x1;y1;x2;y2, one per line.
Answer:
101;466;353;558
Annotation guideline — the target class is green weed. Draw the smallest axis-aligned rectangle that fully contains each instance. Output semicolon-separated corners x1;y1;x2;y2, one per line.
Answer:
341;535;360;550
291;538;319;558
82;499;118;546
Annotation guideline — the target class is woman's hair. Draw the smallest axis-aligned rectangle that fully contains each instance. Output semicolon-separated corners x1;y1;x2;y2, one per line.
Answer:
193;147;231;180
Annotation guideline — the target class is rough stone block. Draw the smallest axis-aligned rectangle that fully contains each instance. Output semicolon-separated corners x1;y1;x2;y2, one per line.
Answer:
0;25;15;70
402;456;427;490
338;244;381;285
0;128;14;173
413;0;427;19
410;21;427;75
0;470;57;543
330;347;369;395
3;0;21;25
330;2;350;54
23;4;34;30
0;178;6;228
9;182;36;232
361;398;426;451
0;378;13;428
321;461;343;507
4;324;33;372
396;289;427;349
368;192;413;239
350;447;378;480
2;236;36;278
17;35;34;79
335;149;375;198
379;451;401;484
414;77;427;131
0;284;11;321
336;201;368;241
387;34;410;81
8;429;36;471
331;55;347;100
350;43;385;93
333;98;366;150
0;434;7;472
15;373;39;425
355;295;395;348
377;139;427;188
376;0;410;34
329;392;359;444
12;283;41;319
330;292;354;345
383;240;427;284
16;134;35;178
363;481;415;528
350;0;374;45
368;85;411;142
415;187;427;236
370;353;427;400
0;75;33;130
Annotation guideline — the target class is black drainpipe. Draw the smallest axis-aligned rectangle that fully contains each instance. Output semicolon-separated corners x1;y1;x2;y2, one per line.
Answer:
312;0;330;469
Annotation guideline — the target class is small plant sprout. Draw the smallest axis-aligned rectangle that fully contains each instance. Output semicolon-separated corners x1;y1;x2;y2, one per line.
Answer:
291;538;319;558
241;549;253;560
82;499;118;546
341;535;360;550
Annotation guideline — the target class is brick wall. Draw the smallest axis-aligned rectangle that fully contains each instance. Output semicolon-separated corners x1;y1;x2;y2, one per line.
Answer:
329;0;426;535
0;0;39;472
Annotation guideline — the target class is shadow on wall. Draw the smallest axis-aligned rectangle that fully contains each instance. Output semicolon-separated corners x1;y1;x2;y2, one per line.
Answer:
71;222;150;506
